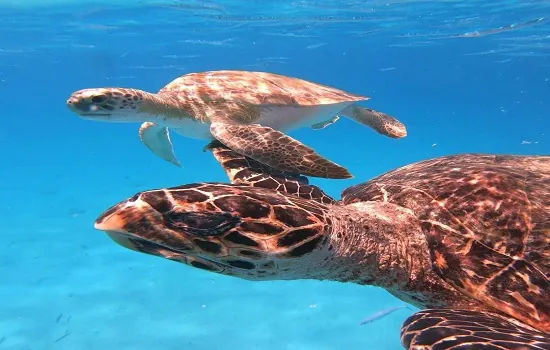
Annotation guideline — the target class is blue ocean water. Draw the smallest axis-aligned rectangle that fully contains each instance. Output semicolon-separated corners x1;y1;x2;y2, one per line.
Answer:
1;1;549;349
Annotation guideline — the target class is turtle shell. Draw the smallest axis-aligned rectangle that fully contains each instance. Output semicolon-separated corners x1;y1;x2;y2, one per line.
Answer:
157;70;367;106
341;154;550;333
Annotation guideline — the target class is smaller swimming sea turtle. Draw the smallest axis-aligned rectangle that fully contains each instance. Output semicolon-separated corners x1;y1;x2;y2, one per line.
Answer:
66;70;407;179
93;144;550;349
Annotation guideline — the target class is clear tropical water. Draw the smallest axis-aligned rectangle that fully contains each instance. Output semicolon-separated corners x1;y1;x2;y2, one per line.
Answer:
1;1;549;349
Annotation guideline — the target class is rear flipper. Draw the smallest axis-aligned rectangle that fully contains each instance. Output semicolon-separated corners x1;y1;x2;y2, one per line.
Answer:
138;122;181;166
209;122;352;179
400;308;550;350
341;105;407;138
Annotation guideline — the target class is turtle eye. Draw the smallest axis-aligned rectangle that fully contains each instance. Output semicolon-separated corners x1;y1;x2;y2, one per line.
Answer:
91;94;107;104
164;211;241;237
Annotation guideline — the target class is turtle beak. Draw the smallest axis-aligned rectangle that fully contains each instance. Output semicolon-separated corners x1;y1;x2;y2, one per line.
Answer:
66;95;90;113
95;199;185;257
94;197;149;233
66;93;113;118
94;202;128;233
67;100;112;118
94;200;140;251
94;196;167;241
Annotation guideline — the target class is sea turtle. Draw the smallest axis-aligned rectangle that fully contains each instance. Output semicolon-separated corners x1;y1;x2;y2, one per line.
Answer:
66;70;407;179
93;143;550;349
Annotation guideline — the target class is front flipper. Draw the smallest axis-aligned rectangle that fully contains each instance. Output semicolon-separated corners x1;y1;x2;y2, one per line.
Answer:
341;105;407;138
138;122;180;167
209;122;352;179
204;140;335;204
401;309;550;350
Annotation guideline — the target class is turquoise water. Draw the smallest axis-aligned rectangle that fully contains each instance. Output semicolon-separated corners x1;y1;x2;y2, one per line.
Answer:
1;1;549;349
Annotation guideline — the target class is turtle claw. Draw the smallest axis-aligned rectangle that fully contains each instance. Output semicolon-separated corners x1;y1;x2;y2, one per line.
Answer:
203;140;225;152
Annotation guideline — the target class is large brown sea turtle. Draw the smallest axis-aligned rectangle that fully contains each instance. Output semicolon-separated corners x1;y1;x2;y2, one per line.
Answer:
93;142;550;349
66;70;407;179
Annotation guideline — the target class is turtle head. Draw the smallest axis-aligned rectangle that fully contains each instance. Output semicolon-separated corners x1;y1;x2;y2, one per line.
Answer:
67;88;156;122
94;183;333;281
